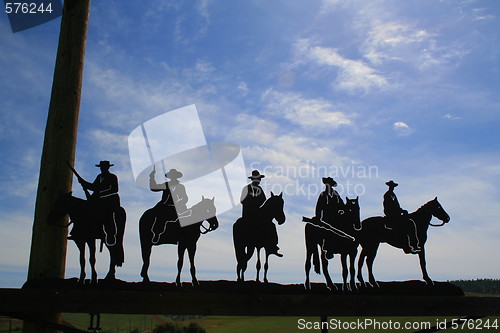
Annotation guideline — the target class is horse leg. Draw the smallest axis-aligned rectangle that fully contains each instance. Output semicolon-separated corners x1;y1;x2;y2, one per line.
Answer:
88;240;98;284
188;243;198;286
263;250;270;284
304;243;314;290
418;247;433;285
104;244;116;281
357;247;367;287
366;244;380;288
241;246;254;282
140;244;152;283
255;248;261;283
321;250;336;291
349;249;358;291
76;241;86;284
340;253;349;292
176;243;186;286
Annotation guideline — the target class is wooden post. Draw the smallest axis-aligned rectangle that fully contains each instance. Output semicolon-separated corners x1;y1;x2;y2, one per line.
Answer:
24;0;91;332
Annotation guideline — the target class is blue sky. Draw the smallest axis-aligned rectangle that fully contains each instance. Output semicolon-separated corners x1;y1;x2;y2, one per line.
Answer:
0;0;499;288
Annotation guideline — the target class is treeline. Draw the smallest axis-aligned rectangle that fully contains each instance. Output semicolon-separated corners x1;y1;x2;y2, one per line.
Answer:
451;279;500;294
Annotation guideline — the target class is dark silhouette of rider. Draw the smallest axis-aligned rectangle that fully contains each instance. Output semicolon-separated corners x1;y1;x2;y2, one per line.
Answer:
316;177;345;225
383;180;421;253
78;161;119;246
240;170;282;257
149;168;188;244
316;177;345;259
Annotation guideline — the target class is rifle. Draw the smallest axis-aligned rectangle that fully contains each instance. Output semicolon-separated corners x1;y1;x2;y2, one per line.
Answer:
66;161;91;200
302;216;356;241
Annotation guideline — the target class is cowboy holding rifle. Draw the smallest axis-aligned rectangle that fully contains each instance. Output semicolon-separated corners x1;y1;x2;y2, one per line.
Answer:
75;161;120;246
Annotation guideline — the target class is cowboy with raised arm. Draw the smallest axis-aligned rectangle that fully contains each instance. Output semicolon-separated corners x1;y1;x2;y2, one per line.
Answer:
240;170;282;257
149;168;189;244
383;180;421;253
78;161;119;246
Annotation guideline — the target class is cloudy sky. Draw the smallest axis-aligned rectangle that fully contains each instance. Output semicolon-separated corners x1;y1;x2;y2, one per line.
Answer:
1;0;499;288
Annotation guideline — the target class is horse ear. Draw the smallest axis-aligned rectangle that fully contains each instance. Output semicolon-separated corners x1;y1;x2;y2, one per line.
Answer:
202;195;205;200
346;196;349;201
211;197;215;202
279;192;283;198
434;196;438;201
356;196;359;200
270;191;275;197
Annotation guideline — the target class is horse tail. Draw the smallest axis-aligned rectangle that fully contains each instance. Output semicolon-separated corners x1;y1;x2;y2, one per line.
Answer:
313;246;320;274
233;218;247;263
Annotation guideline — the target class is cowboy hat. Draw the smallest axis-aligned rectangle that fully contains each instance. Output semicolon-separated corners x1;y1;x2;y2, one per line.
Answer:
95;161;114;168
322;177;337;186
165;168;183;179
248;170;265;180
385;180;398;187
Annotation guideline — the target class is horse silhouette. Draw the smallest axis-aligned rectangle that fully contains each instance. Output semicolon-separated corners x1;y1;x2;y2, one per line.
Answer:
48;192;126;284
357;197;450;287
233;192;285;283
303;197;361;292
139;196;219;285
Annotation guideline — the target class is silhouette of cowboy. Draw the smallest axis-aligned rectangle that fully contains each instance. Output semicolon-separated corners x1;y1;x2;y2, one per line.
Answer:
240;170;282;257
77;161;119;246
149;167;189;244
383;180;421;253
316;177;345;225
315;177;345;259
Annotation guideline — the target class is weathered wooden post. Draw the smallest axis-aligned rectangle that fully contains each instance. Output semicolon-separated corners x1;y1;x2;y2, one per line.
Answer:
24;0;91;332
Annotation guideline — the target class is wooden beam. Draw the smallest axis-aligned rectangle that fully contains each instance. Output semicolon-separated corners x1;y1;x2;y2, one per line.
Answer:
25;0;91;332
3;289;500;317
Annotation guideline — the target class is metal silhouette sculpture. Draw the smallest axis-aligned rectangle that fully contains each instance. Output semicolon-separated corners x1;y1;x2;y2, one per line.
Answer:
357;196;450;287
48;189;126;284
383;180;421;253
233;186;286;283
139;168;219;285
303;196;360;292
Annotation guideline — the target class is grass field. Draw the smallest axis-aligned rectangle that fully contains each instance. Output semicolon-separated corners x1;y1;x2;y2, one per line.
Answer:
58;313;500;333
2;313;499;333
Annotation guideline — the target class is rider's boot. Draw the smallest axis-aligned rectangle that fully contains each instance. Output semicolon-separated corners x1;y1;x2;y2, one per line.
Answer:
152;232;160;244
271;245;283;257
105;232;116;246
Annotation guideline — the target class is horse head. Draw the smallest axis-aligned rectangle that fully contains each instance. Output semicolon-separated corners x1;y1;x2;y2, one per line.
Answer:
428;197;450;226
269;191;285;225
199;196;219;233
46;192;73;225
345;196;361;231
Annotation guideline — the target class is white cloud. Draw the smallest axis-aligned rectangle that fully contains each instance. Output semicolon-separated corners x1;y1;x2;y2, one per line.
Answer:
237;81;249;95
443;113;462;120
262;89;352;130
294;39;389;94
393;121;413;136
362;21;433;66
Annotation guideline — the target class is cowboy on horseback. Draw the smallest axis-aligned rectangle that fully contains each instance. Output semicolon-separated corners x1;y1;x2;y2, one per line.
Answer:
316;177;345;225
149;168;189;244
383;180;421;254
240;170;282;257
77;160;120;246
315;177;347;259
